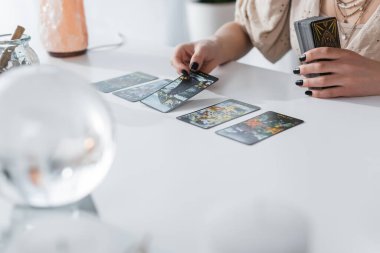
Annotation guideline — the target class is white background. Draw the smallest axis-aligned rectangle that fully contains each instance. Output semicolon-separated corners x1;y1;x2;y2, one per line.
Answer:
0;0;296;73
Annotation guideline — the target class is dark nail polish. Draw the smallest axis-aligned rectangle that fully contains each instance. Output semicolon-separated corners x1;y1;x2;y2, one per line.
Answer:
293;67;300;75
181;69;188;76
305;90;313;96
190;62;199;71
295;80;303;86
299;54;306;62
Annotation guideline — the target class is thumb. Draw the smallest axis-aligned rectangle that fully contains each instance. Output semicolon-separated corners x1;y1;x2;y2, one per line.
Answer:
189;46;206;71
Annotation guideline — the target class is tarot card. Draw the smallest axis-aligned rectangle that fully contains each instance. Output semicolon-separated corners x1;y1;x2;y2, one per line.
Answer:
93;72;158;93
294;17;340;54
294;16;340;83
310;17;341;49
216;111;304;145
177;99;260;129
113;79;172;102
140;71;218;113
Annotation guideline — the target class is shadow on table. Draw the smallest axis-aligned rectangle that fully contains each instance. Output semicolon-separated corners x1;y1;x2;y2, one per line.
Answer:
170;97;227;115
111;97;231;126
110;102;167;127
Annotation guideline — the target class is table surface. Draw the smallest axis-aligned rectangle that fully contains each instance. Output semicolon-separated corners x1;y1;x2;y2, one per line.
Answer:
1;41;380;253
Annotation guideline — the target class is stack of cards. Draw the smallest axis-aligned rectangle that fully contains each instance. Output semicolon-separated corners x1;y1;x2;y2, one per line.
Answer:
294;16;341;55
294;16;341;82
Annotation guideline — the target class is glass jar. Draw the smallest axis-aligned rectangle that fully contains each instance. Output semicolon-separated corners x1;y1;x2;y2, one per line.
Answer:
0;34;39;74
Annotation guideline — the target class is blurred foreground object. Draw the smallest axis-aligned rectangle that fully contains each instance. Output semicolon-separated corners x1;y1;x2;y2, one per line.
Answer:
2;209;135;253
40;0;88;57
205;200;309;253
0;65;115;207
0;26;39;74
186;0;235;41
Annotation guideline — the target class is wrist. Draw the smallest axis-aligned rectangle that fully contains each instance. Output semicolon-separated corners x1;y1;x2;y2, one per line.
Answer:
209;35;230;65
373;60;380;95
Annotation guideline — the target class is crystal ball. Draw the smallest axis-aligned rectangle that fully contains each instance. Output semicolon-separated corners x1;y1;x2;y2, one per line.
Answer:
0;65;115;207
4;212;135;253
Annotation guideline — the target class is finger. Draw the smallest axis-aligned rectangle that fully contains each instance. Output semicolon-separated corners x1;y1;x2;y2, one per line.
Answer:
305;86;346;98
298;74;342;88
189;45;206;71
172;44;193;74
171;55;190;75
303;47;352;63
298;61;338;76
200;61;219;74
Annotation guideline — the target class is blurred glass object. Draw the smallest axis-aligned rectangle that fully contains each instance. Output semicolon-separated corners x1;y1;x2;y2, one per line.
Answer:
40;0;88;57
0;34;39;74
2;209;135;253
166;0;188;46
0;65;115;207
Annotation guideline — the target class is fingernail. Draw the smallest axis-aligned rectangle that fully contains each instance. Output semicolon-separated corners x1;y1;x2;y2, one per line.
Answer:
305;90;313;96
293;67;300;75
295;80;303;86
190;62;199;71
299;54;306;62
181;69;188;76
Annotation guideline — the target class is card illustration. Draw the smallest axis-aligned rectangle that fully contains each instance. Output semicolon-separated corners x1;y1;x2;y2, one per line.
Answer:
311;18;341;48
113;79;172;102
177;99;260;129
141;71;218;113
93;72;158;93
216;111;304;145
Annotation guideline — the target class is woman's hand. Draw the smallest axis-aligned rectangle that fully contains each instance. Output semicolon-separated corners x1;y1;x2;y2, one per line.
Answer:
171;22;254;75
294;47;380;98
171;38;223;75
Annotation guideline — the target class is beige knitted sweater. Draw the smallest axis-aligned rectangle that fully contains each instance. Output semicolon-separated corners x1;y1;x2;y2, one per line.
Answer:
235;0;380;63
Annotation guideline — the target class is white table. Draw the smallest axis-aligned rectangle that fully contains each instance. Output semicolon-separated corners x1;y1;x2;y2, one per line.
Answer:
1;41;380;253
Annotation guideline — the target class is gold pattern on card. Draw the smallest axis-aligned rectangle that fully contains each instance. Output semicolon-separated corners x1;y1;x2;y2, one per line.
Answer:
311;19;341;48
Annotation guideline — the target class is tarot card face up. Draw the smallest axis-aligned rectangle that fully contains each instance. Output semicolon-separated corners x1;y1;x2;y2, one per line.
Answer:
94;72;158;93
177;99;260;129
141;71;218;113
216;111;304;145
113;79;172;102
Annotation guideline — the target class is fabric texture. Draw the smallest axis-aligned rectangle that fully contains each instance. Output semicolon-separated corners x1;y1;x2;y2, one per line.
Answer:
235;0;380;63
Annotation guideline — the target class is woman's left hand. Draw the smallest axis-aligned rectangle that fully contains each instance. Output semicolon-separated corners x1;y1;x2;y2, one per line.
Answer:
294;47;380;98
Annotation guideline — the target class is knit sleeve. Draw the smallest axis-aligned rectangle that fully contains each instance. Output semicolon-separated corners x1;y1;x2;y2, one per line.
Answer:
235;0;292;63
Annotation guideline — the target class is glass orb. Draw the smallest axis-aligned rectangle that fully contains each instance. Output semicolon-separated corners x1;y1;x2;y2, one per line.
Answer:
0;65;115;207
4;212;135;253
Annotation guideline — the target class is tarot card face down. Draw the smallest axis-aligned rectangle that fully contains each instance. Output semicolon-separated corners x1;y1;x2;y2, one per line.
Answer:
141;71;219;113
113;79;172;102
177;99;260;129
294;16;340;54
216;111;304;145
93;72;158;93
294;17;341;82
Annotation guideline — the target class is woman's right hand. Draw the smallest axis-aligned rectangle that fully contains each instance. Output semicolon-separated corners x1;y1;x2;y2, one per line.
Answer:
171;38;223;75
